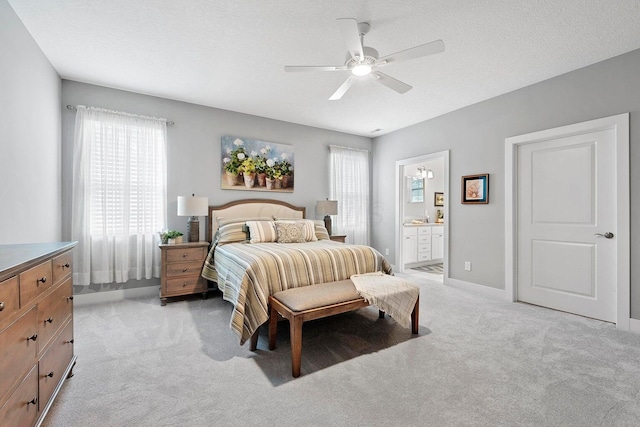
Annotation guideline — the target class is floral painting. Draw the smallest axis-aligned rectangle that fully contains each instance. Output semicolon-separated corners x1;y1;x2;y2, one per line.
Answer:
221;136;294;192
461;174;489;204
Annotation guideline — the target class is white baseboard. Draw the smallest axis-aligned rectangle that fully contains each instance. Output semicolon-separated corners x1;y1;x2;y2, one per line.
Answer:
74;286;159;307
630;318;640;334
445;278;505;300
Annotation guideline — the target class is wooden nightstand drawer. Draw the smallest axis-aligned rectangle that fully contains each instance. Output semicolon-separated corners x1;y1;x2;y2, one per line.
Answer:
0;276;19;325
166;261;203;277
166;247;206;263
166;276;206;294
19;261;52;307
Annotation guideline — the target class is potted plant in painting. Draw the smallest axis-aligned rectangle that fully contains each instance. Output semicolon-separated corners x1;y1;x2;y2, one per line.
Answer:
265;158;277;189
166;230;183;244
279;156;293;188
222;139;246;186
240;157;257;188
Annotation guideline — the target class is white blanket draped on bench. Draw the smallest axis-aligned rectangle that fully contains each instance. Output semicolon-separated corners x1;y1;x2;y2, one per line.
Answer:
350;272;420;328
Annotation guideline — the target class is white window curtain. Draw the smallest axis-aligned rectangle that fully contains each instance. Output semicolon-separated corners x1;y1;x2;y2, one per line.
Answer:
329;145;370;245
71;106;167;286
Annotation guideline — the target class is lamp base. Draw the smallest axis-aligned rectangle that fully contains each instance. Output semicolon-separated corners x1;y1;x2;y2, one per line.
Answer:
323;215;332;236
187;217;200;242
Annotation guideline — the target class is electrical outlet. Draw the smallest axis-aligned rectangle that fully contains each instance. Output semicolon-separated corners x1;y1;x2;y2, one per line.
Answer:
385;248;390;256
464;261;471;271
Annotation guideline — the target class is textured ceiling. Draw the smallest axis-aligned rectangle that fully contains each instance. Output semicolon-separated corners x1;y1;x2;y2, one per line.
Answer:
7;0;640;136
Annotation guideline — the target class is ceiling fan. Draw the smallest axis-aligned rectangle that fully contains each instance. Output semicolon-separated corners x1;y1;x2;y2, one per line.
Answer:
284;18;445;100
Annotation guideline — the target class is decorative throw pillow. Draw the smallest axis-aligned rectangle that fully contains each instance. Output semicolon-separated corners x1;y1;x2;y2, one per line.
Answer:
313;220;330;241
246;220;278;243
216;222;249;245
275;219;318;242
275;221;306;243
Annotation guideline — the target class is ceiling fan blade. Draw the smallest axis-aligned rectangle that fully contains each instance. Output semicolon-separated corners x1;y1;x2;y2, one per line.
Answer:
371;71;412;94
329;76;357;100
337;18;364;61
284;65;349;72
376;40;445;65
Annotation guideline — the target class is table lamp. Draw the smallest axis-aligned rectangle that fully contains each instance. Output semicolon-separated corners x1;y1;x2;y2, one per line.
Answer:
177;194;208;242
316;199;338;235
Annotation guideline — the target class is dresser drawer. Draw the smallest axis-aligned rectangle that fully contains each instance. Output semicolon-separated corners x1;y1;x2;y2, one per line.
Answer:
166;247;206;263
0;276;20;325
37;278;73;354
432;226;444;234
166;261;203;278
39;319;74;412
418;235;431;244
0;364;38;427
52;251;73;285
19;260;52;307
166;276;206;294
0;307;37;404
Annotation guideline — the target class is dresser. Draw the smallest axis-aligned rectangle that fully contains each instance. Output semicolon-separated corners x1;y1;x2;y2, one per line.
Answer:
0;242;77;427
159;241;209;306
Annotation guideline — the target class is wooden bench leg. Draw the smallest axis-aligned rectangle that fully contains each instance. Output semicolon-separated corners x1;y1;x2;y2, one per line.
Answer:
411;296;419;334
268;302;278;350
249;329;259;351
290;316;303;378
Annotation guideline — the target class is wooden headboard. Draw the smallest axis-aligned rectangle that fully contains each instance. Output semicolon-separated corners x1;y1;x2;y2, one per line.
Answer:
207;199;306;242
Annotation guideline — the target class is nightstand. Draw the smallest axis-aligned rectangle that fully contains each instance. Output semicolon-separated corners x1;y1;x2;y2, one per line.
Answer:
329;234;346;243
159;241;209;306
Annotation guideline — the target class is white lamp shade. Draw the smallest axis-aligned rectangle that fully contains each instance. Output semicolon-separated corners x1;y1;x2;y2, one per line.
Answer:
316;200;338;216
177;196;208;217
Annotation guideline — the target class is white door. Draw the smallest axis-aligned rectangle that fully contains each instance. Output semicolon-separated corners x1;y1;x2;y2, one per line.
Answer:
517;128;616;322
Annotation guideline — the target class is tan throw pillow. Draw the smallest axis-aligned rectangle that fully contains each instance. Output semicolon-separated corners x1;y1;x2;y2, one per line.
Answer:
275;221;306;243
275;219;318;242
313;220;330;241
216;222;249;245
246;220;278;243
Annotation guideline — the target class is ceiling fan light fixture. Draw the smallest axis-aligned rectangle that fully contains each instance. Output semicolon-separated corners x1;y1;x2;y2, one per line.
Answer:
352;64;372;76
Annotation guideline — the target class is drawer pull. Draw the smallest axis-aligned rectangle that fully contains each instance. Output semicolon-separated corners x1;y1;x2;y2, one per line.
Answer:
64;338;75;344
182;267;188;272
28;397;38;406
46;371;55;378
0;301;4;311
27;333;38;341
62;262;70;269
37;276;47;284
67;295;74;301
183;282;188;287
45;317;54;324
182;253;188;257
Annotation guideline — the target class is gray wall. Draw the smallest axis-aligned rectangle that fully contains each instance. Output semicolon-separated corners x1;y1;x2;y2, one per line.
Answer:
0;0;61;244
372;48;640;318
61;80;372;293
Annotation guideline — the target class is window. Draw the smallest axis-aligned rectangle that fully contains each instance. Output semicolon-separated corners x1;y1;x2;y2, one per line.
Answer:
410;177;425;203
72;106;167;286
329;145;369;245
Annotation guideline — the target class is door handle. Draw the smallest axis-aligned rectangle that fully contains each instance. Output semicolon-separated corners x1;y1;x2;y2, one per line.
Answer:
594;232;614;239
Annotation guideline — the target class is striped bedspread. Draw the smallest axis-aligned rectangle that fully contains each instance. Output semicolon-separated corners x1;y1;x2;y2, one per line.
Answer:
201;240;392;345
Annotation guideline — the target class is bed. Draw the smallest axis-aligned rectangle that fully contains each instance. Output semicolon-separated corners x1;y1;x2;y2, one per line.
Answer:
201;199;392;345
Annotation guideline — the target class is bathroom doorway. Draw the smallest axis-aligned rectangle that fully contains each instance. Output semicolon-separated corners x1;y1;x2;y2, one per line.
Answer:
395;150;449;283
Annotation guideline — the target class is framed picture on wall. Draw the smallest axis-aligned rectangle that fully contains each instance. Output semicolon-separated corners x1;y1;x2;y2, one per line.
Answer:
434;192;444;206
461;174;489;204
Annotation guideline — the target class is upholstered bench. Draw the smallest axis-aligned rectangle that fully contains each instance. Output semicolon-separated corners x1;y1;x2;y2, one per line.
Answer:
268;279;419;377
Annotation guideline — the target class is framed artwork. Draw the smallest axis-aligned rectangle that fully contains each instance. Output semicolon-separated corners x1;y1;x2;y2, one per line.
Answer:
221;136;294;192
461;174;489;204
434;192;444;206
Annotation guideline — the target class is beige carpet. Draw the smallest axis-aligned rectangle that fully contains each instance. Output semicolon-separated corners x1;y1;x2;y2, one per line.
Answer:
42;274;640;426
